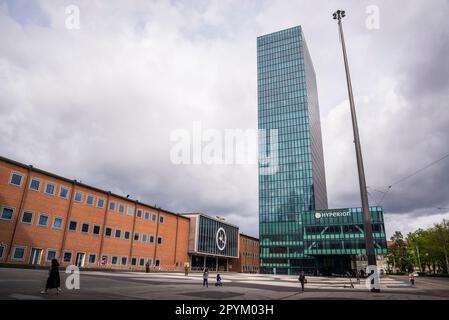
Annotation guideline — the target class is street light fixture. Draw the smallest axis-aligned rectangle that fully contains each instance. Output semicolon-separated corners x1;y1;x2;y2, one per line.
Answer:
332;10;379;292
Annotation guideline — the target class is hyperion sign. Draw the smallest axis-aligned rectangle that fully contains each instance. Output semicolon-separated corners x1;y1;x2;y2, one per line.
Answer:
314;211;351;219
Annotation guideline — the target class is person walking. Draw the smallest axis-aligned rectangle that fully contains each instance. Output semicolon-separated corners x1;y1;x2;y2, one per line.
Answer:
298;271;306;292
202;268;209;287
409;274;415;286
215;273;222;287
41;259;61;294
184;264;189;276
356;270;361;284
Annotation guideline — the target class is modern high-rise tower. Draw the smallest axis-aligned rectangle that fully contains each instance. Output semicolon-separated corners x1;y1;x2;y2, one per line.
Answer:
258;26;388;275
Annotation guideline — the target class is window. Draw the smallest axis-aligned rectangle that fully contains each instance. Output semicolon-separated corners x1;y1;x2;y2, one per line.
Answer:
93;225;101;235
38;214;49;227
9;172;23;186
53;217;63;229
124;231;130;240
127;206;134;216
69;220;77;231
142;234;147;243
21;211;33;224
111;256;118;265
89;254;96;264
1;207;14;220
86;195;94;205
46;250;56;261
144;211;149;220
118;204;125;214
115;229;122;238
74;191;83;203
12;247;25;260
139;258;145;266
29;178;40;191
81;223;89;233
63;252;72;263
146;259;153;267
149;235;155;243
0;245;5;259
159;216;164;224
97;198;105;208
151;213;156;221
109;201;116;211
105;227;112;237
155;259;160;267
157;237;162;245
121;257;127;265
131;257;137;266
45;183;56;195
134;232;139;241
136;209;142;218
59;187;69;199
101;256;108;265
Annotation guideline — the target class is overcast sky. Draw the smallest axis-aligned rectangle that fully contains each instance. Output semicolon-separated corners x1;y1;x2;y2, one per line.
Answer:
1;0;448;239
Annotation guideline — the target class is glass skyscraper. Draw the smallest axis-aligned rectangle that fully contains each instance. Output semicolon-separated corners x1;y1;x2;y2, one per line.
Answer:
258;26;387;275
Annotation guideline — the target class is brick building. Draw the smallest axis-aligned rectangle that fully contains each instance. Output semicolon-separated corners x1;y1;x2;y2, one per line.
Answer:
229;234;260;273
0;155;259;272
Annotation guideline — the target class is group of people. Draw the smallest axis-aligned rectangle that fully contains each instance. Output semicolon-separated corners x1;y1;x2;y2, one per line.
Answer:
202;269;222;287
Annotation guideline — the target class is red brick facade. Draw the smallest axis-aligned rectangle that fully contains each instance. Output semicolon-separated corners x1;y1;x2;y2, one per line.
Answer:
229;234;260;273
0;156;190;271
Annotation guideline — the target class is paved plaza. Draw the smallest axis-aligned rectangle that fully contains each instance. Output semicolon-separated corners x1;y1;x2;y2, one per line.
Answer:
0;267;448;300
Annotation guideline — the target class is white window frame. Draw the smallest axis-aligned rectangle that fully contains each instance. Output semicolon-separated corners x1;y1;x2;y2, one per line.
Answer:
0;244;6;260
29;178;41;192
134;232;139;241
37;213;50;228
124;230;131;240
12;246;26;261
157;236;163;245
74;191;83;203
20;210;34;225
92;224;101;236
59;186;70;199
159;215;164;224
46;249;58;262
136;209;142;219
142;234;147;243
146;258;153;267
131;257;137;266
88;253;97;264
63;251;73;263
52;216;64;230
68;220;78;232
127;206;134;216
121;256;128;266
151;213;156;221
81;222;90;234
0;206;15;221
111;256;118;265
144;211;149;220
97;197;105;209
9;171;24;187
118;204;125;214
155;259;160;267
149;235;155;243
139;257;145;267
86;194;95;206
115;228;122;239
109;201;116;212
105;227;112;237
44;182;56;196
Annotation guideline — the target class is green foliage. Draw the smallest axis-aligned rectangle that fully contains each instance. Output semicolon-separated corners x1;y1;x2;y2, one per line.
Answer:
390;219;449;274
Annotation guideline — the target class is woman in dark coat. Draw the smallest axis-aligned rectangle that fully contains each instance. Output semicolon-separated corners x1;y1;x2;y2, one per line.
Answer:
41;259;61;294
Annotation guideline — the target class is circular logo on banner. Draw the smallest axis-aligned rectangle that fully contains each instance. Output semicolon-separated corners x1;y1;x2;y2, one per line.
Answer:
315;212;322;219
216;227;227;251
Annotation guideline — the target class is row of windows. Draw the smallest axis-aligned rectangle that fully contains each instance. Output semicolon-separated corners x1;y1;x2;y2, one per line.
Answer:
0;207;163;244
242;239;258;247
7;172;165;224
242;252;259;259
0;244;162;267
242;265;259;272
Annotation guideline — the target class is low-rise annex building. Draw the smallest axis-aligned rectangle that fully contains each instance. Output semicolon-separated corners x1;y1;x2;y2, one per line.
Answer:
0;155;259;272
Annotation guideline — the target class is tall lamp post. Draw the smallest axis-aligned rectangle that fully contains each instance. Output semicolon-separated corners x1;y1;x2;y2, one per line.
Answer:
332;10;379;291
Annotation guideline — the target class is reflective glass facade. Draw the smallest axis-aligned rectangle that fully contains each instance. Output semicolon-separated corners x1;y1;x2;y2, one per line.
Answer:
257;26;387;275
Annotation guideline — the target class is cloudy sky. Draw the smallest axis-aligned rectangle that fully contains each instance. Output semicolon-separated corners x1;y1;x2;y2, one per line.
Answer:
1;0;448;239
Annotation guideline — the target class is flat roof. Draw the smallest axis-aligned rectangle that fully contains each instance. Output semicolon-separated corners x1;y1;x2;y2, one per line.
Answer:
240;233;259;242
0;154;188;220
181;212;239;229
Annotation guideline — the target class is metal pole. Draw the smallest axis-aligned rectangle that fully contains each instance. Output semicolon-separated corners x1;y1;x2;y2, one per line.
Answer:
333;10;378;278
